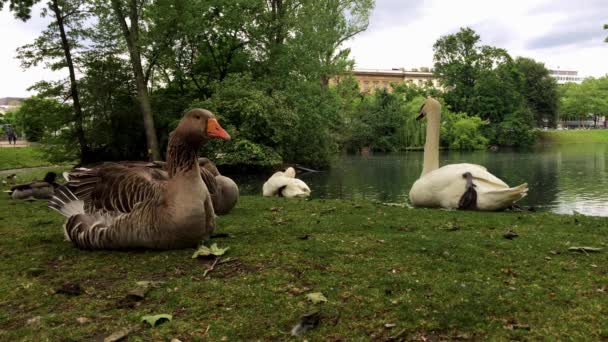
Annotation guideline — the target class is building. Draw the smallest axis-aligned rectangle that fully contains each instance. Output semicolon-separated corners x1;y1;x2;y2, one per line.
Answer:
0;97;24;116
548;69;584;84
330;68;441;94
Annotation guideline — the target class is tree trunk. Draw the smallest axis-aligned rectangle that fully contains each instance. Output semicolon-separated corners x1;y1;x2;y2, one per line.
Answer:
111;0;161;161
50;0;89;161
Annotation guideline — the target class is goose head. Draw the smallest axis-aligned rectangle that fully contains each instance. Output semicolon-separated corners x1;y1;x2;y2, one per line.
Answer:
416;96;441;121
176;109;231;147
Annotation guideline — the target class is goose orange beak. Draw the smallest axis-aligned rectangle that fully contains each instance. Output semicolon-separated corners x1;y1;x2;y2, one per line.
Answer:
207;118;231;140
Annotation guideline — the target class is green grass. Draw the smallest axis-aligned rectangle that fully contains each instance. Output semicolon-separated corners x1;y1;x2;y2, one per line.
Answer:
0;170;607;340
0;146;66;170
538;129;608;144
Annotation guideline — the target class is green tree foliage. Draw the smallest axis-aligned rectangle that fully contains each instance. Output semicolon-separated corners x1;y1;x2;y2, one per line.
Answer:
15;0;91;159
9;0;374;168
559;77;608;127
432;27;550;147
441;111;488;150
514;57;559;127
605;24;608;43
13;96;71;142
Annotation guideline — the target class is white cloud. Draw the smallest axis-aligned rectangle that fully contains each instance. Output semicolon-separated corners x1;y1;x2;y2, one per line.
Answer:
0;5;63;98
346;0;608;78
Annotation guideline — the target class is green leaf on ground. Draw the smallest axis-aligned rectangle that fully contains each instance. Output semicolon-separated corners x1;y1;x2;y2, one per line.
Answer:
305;292;327;304
192;243;230;258
141;314;172;327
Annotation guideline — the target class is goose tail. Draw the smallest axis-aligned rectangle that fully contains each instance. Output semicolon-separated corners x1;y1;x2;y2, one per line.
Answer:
48;185;85;218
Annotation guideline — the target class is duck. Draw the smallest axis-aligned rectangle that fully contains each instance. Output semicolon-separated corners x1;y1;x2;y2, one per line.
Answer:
48;109;231;250
8;172;60;200
262;167;311;198
409;97;528;211
64;158;237;215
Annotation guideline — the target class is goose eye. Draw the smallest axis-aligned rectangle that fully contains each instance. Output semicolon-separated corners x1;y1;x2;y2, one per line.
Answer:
194;115;200;120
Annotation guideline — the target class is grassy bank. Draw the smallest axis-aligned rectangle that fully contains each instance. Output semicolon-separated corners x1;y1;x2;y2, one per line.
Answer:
0;171;607;340
538;129;608;144
0;146;69;170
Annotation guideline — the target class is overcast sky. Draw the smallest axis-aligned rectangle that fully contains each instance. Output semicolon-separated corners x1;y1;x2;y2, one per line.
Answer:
1;0;607;98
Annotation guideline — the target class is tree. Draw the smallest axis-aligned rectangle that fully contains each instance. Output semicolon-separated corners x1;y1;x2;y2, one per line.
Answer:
0;0;39;20
514;57;559;128
433;27;510;114
14;0;90;160
559;77;608;127
605;24;607;43
12;96;71;142
108;0;161;161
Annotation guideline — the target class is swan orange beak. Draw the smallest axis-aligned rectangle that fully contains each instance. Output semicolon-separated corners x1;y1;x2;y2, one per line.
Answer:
207;118;231;140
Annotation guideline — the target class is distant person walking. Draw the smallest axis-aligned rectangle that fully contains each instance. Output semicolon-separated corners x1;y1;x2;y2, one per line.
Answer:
4;125;17;145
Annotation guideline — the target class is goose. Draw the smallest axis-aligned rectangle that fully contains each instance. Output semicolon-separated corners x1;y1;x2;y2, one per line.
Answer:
48;109;231;250
409;97;528;211
262;167;311;198
198;158;239;215
8;172;60;200
64;158;237;215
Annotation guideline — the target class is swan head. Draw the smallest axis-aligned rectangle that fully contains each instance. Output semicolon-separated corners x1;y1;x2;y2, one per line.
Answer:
416;96;441;121
178;109;231;145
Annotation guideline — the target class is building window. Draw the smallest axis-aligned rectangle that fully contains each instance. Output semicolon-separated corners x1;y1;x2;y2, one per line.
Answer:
383;81;388;90
373;81;379;89
363;81;369;91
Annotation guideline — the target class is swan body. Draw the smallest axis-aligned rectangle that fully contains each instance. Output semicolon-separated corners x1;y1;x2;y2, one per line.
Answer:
49;109;231;250
409;97;527;211
263;167;311;198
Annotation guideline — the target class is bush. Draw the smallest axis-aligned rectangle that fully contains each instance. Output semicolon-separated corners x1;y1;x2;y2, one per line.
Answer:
441;111;488;150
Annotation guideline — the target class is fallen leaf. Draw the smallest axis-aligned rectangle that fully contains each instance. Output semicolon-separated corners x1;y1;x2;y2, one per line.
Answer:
192;243;230;258
305;292;328;304
141;314;172;327
76;317;91;324
291;311;321;336
104;328;132;342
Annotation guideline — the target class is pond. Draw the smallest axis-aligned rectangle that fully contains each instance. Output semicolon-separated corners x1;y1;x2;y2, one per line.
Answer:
235;143;608;217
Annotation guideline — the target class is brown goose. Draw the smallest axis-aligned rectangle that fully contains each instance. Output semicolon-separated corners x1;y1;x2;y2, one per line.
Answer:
64;158;235;214
197;158;239;215
48;109;231;250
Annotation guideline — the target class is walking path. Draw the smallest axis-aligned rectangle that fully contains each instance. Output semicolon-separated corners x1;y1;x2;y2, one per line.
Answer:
0;141;29;148
0;165;68;176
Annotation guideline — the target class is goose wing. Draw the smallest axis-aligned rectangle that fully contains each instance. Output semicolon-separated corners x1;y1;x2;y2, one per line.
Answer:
66;163;167;214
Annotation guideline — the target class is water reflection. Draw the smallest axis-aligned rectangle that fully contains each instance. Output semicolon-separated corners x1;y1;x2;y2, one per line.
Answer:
235;144;608;217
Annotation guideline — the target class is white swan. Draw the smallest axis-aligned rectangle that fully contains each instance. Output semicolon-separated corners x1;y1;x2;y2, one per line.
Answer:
263;167;311;198
409;97;528;211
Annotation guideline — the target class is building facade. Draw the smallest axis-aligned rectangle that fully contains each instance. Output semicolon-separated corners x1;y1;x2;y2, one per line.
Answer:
548;69;583;84
330;68;441;94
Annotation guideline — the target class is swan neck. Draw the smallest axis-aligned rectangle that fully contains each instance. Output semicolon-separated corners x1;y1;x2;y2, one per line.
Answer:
421;110;440;176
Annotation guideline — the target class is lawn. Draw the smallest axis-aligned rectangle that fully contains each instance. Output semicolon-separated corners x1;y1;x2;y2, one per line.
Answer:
0;170;606;340
0;146;70;170
538;129;608;144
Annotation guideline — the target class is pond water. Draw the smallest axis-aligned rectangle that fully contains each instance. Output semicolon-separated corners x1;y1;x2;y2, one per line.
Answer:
235;144;608;217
